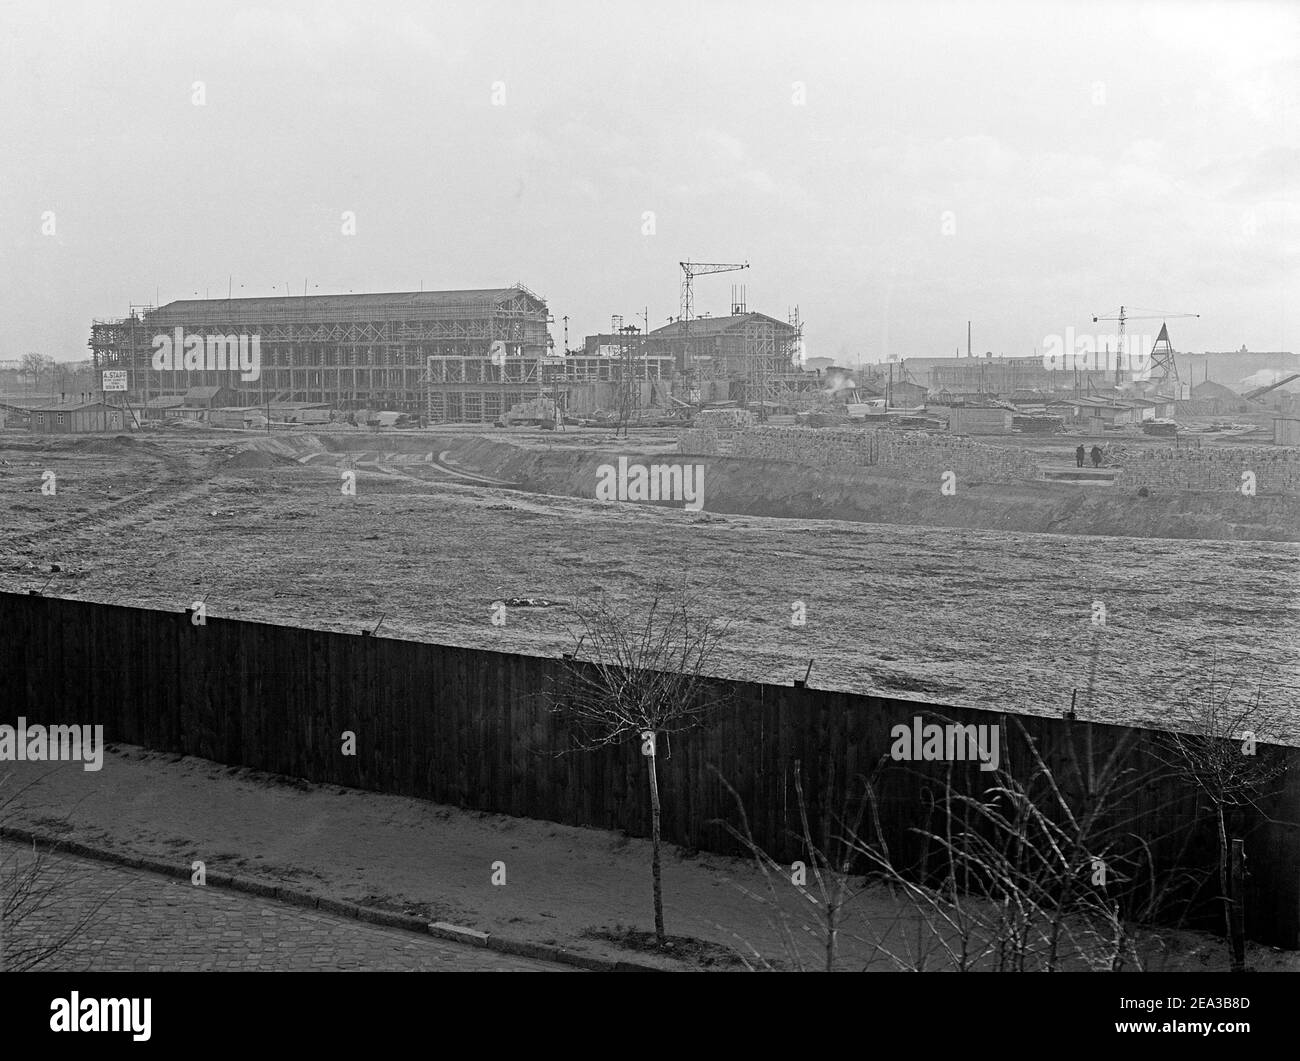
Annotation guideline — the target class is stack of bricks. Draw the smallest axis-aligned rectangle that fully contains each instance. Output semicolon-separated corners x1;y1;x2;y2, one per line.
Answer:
1116;446;1300;494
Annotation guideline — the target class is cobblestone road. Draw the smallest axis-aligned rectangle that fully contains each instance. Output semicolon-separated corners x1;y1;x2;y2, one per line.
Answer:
1;842;567;971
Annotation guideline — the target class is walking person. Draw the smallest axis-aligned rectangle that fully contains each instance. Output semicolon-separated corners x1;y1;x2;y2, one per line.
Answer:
1090;444;1103;468
1075;444;1085;468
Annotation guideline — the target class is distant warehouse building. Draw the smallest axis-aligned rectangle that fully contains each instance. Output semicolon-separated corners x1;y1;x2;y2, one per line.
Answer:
909;353;1119;394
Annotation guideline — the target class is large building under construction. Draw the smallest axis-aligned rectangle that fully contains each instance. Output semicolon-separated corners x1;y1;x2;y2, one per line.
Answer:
90;283;816;422
91;286;562;419
645;310;812;407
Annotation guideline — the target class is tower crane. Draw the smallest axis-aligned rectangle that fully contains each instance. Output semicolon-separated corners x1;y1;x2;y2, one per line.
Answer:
679;260;748;374
1091;306;1199;390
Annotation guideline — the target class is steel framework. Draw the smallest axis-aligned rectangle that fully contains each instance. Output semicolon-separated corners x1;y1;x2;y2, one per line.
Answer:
90;287;551;416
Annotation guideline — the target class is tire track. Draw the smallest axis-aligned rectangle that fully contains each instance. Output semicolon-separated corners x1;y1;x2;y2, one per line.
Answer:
6;446;220;550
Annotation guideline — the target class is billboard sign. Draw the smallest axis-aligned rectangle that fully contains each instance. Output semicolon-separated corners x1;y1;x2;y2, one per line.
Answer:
102;370;128;392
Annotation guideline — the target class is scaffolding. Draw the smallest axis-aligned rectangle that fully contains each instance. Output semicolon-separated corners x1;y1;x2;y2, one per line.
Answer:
611;325;646;435
89;287;551;415
425;354;550;424
648;309;813;412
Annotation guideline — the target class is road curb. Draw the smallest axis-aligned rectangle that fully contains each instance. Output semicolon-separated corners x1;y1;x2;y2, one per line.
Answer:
0;825;663;973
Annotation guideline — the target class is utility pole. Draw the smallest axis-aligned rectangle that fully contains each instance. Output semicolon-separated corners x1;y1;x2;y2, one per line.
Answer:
129;310;136;433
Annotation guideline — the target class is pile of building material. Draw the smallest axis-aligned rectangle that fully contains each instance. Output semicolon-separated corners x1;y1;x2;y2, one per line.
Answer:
679;408;754;455
693;408;755;430
794;410;852;428
504;397;557;426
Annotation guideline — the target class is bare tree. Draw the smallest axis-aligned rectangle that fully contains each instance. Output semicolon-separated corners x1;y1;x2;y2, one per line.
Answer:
20;352;54;396
1;840;114;971
713;716;1208;971
712;759;874;971
549;590;731;945
1152;682;1289;972
1;772;114;971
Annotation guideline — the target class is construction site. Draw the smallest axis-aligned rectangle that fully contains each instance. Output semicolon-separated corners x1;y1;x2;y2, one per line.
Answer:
6;268;1299;979
85;262;822;430
1;269;1284;938
85;271;1300;453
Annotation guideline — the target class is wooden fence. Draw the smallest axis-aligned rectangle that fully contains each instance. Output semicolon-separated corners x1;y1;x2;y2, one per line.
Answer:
1;591;1296;948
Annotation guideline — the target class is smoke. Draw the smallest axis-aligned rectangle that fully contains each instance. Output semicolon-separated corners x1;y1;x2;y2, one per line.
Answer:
823;367;856;394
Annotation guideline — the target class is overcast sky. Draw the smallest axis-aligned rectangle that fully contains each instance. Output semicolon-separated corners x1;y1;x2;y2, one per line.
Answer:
1;0;1295;364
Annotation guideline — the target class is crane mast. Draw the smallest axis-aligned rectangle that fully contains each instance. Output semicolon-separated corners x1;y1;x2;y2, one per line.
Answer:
1091;306;1200;393
679;259;748;377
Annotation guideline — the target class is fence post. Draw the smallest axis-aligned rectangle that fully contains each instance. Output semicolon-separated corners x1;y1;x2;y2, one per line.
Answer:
1230;838;1246;972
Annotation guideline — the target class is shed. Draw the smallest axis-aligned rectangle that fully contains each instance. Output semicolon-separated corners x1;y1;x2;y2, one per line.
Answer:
143;395;185;420
28;402;125;433
887;380;927;407
1049;398;1139;426
209;407;267;429
183;385;238;409
1274;418;1300;447
1191;380;1241;402
269;402;332;424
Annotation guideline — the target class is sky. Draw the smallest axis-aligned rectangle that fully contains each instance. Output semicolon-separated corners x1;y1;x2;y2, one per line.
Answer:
0;0;1295;365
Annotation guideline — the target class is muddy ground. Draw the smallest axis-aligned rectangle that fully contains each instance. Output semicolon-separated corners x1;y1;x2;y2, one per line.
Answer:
1;425;1296;744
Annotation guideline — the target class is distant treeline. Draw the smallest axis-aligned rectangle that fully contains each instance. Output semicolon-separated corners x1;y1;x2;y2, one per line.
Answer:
0;357;95;397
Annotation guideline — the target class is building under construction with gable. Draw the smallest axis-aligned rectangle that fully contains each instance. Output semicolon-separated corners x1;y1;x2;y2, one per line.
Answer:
642;310;814;409
90;286;557;421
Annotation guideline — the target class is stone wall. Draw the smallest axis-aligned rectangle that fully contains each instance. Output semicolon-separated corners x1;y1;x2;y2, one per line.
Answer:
1115;446;1300;493
733;426;878;466
876;431;1041;482
679;422;1300;494
678;423;1041;482
678;409;755;456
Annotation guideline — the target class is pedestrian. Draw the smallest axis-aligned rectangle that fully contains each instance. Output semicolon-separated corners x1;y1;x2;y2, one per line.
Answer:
1075;444;1085;468
1091;445;1103;468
